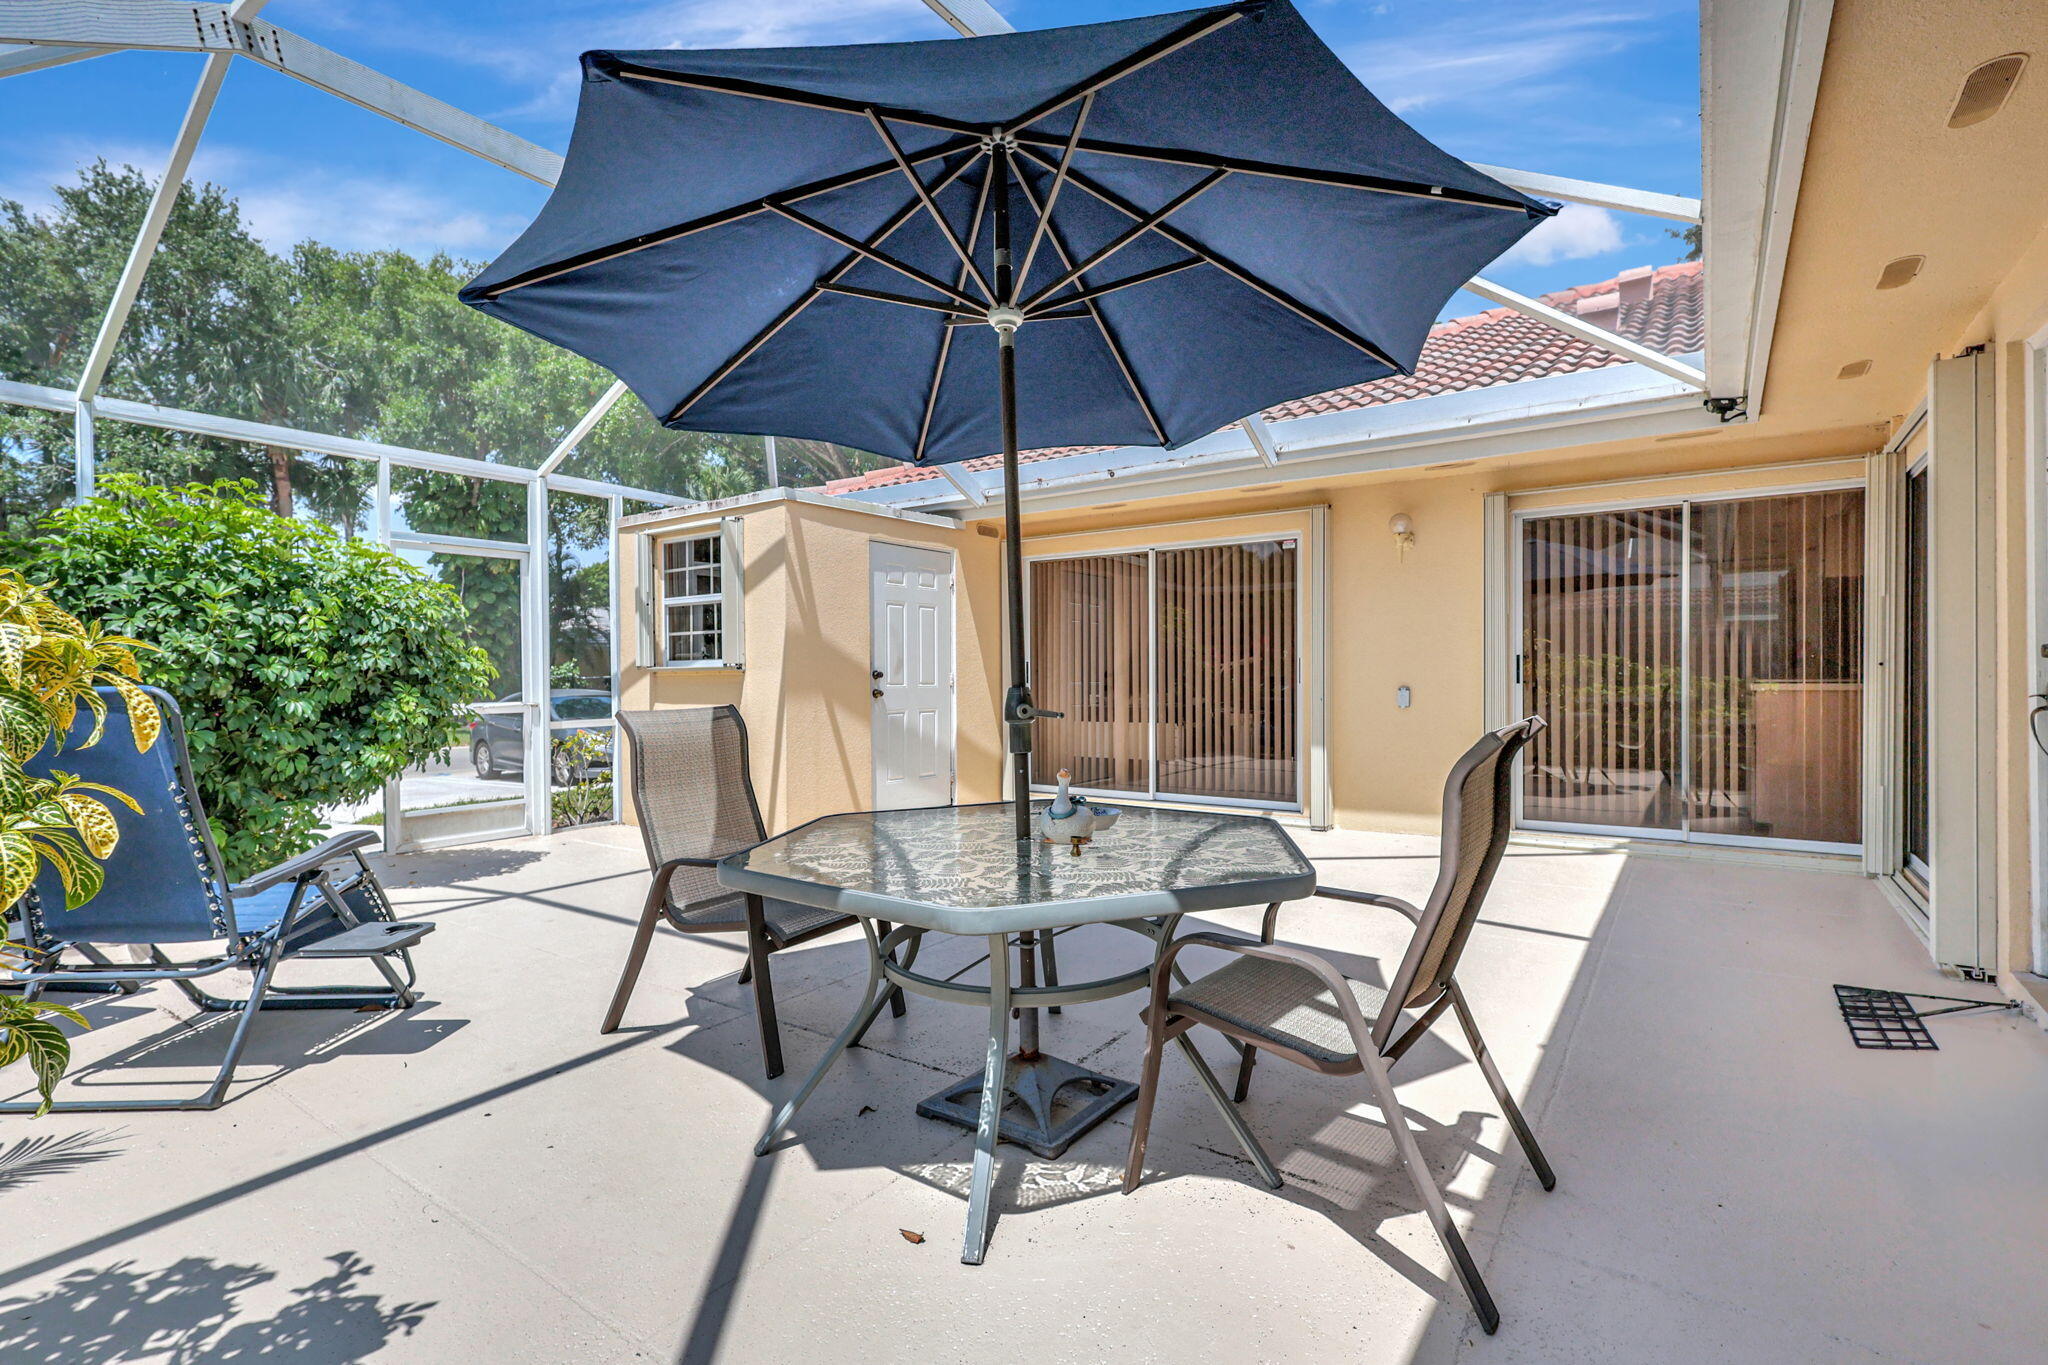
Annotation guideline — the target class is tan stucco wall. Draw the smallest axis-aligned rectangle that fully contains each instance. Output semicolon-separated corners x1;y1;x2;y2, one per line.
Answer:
616;495;1003;834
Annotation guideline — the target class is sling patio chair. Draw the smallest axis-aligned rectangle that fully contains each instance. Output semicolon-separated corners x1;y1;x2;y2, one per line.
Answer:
1122;717;1556;1335
4;686;433;1114
601;706;904;1078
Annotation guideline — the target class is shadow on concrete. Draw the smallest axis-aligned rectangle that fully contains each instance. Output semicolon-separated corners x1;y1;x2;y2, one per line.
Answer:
0;1130;126;1196
0;1251;431;1364
659;918;1508;1361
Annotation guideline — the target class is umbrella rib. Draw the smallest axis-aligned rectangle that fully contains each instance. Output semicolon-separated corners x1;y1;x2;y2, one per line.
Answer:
667;150;986;423
1006;5;1253;134
476;135;979;298
1013;91;1093;297
817;281;976;317
1009;132;1537;213
1011;166;1167;446
766;203;986;312
609;61;983;139
1025;257;1205;314
916;156;997;461
865;109;994;303
1018;146;1407;372
1019;168;1228;312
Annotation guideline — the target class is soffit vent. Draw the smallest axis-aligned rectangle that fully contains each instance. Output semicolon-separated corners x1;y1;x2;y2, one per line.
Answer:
1877;255;1925;290
1949;54;2027;129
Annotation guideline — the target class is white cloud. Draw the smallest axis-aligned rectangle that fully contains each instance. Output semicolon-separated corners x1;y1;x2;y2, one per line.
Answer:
0;139;525;260
190;148;525;258
1349;10;1654;116
304;0;951;122
1497;203;1626;267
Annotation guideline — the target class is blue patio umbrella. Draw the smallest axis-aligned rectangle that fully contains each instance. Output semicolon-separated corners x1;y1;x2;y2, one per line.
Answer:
461;0;1554;840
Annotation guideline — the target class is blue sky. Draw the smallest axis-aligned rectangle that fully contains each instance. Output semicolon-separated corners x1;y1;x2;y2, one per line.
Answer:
1;0;1700;304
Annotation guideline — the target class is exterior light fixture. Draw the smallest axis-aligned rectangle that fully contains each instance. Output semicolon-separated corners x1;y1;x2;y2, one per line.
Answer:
1838;360;1872;379
1389;512;1415;556
1876;256;1924;290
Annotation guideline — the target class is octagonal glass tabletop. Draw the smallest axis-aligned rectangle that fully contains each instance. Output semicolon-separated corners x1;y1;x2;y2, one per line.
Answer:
718;801;1317;935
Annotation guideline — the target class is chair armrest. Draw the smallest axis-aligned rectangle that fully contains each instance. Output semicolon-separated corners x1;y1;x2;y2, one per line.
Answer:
1152;932;1379;1049
1315;886;1424;923
1248;885;1422;945
230;829;381;898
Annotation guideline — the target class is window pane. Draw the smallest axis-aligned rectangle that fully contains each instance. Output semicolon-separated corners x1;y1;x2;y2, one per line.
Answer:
549;488;612;696
1521;507;1687;831
391;465;526;542
0;403;75;534
1156;541;1298;803
1030;554;1149;794
665;601;722;663
1689;489;1864;845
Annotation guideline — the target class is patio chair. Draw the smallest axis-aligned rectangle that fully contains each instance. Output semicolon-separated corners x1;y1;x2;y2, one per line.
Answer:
1122;717;1556;1335
601;706;903;1078
4;686;433;1114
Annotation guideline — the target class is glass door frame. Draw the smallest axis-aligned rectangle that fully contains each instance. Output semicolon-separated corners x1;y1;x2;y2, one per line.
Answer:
376;473;550;850
1023;529;1308;814
1509;476;1870;855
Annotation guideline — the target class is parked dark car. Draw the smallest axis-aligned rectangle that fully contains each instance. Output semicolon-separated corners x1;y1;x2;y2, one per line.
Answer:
471;690;615;784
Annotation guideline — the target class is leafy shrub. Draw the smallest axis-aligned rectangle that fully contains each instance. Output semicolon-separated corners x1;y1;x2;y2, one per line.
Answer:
15;476;495;878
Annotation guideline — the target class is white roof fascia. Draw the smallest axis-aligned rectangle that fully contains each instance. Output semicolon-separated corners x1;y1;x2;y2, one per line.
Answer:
833;359;1716;515
1700;0;1834;410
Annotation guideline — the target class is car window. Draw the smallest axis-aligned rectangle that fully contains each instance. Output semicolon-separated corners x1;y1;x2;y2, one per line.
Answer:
553;695;614;720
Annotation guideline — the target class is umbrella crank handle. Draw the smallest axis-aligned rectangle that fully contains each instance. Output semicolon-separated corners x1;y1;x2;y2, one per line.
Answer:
1003;686;1062;753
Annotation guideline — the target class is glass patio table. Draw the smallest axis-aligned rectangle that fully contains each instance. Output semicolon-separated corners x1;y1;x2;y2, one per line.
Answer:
720;800;1316;1263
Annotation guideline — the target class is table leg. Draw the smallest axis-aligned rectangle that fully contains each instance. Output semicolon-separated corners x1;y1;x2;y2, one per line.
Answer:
753;923;887;1158
960;932;1012;1265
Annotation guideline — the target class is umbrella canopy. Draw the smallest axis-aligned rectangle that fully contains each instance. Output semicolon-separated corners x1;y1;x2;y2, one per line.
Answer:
462;0;1557;839
461;0;1554;463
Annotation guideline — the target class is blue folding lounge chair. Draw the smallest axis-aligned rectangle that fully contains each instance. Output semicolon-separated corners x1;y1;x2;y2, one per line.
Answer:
3;685;433;1113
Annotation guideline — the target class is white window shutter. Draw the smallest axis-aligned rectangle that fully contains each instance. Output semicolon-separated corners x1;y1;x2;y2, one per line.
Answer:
635;532;658;669
719;516;745;668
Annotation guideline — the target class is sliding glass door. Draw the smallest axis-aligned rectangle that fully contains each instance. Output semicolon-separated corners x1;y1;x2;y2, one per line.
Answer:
1900;463;1931;883
1028;538;1300;809
1519;487;1867;852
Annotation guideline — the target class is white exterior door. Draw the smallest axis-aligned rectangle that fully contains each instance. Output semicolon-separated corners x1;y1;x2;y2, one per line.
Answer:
870;541;955;809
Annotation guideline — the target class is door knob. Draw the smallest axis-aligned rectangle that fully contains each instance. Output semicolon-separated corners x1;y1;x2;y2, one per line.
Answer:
871;687;884;699
871;669;883;679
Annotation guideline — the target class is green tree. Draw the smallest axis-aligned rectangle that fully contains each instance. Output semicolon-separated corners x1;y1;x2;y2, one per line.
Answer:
14;476;495;878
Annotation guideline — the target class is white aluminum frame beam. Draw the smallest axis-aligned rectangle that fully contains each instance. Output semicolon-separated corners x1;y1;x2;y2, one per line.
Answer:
0;2;563;185
1239;414;1281;465
536;381;628;477
0;42;106;78
1463;276;1708;388
1465;164;1698;224
74;53;232;404
0;377;694;506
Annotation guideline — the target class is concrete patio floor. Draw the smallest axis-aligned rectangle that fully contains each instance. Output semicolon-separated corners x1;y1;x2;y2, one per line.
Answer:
5;823;2047;1363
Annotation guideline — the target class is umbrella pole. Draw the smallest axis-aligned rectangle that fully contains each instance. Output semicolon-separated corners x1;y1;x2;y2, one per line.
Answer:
993;141;1035;844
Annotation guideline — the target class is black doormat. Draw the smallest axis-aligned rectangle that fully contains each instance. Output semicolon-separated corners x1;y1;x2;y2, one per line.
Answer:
1833;984;2011;1050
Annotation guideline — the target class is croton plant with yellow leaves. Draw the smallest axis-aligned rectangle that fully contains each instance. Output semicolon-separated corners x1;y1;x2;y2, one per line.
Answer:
0;565;159;1114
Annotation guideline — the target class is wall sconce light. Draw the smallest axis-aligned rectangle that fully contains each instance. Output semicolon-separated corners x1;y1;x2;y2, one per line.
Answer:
1389;512;1415;557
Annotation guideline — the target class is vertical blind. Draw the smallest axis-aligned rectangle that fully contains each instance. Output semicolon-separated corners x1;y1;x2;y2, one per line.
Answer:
1522;507;1687;832
1029;539;1299;806
1522;489;1866;847
1029;553;1149;794
1156;543;1297;803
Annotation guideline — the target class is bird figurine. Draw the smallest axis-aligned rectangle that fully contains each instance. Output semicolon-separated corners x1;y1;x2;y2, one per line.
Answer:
1036;769;1098;853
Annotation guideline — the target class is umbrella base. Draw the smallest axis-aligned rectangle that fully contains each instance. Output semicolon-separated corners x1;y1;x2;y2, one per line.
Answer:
917;1052;1138;1160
